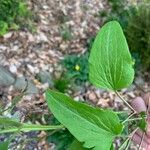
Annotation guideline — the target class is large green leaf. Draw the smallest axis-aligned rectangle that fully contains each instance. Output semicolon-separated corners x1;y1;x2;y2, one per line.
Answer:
89;21;134;90
0;140;9;150
68;139;89;150
46;89;123;150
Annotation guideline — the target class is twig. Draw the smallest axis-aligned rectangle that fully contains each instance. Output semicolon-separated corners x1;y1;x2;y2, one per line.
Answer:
138;132;145;150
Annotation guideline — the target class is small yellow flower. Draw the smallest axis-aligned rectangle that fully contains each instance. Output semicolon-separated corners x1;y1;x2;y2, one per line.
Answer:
75;64;80;71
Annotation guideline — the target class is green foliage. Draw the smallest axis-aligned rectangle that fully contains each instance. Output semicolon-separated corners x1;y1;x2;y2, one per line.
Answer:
54;78;69;93
118;112;129;136
99;0;150;71
60;25;72;41
47;128;74;150
138;112;147;132
46;89;123;150
62;53;89;85
125;3;150;70
0;0;32;35
45;21;147;149
68;139;89;150
0;140;9;150
46;116;74;150
62;37;94;85
99;0;135;28
0;117;22;128
89;21;134;90
0;21;8;36
0;21;147;149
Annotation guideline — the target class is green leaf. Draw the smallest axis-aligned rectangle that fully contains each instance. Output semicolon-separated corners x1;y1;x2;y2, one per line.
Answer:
0;21;8;36
89;21;134;90
110;144;114;150
139;112;147;132
46;89;123;150
68;139;89;150
0;140;9;150
47;125;74;150
0;117;22;128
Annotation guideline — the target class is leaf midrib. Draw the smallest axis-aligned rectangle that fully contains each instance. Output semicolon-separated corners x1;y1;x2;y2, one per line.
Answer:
49;92;115;137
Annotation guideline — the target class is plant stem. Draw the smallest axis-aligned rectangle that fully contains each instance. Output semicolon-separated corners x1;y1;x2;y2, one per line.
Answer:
115;91;136;113
138;132;145;150
0;124;64;134
129;127;139;139
124;117;143;122
122;112;136;124
119;127;139;150
118;137;130;150
116;111;128;114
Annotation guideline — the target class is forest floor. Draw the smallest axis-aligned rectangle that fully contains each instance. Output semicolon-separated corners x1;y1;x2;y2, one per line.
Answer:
0;0;149;149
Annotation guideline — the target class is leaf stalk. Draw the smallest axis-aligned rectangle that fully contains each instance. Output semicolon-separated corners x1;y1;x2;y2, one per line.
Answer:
0;124;64;134
115;91;136;113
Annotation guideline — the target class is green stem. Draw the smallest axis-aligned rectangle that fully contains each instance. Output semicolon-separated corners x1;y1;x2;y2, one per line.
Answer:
122;112;136;124
118;137;130;150
123;117;143;123
115;91;136;113
138;132;145;150
119;127;139;150
115;111;128;114
0;124;64;134
123;115;149;123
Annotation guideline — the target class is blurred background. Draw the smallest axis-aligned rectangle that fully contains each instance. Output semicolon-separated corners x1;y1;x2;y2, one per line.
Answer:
0;0;149;149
